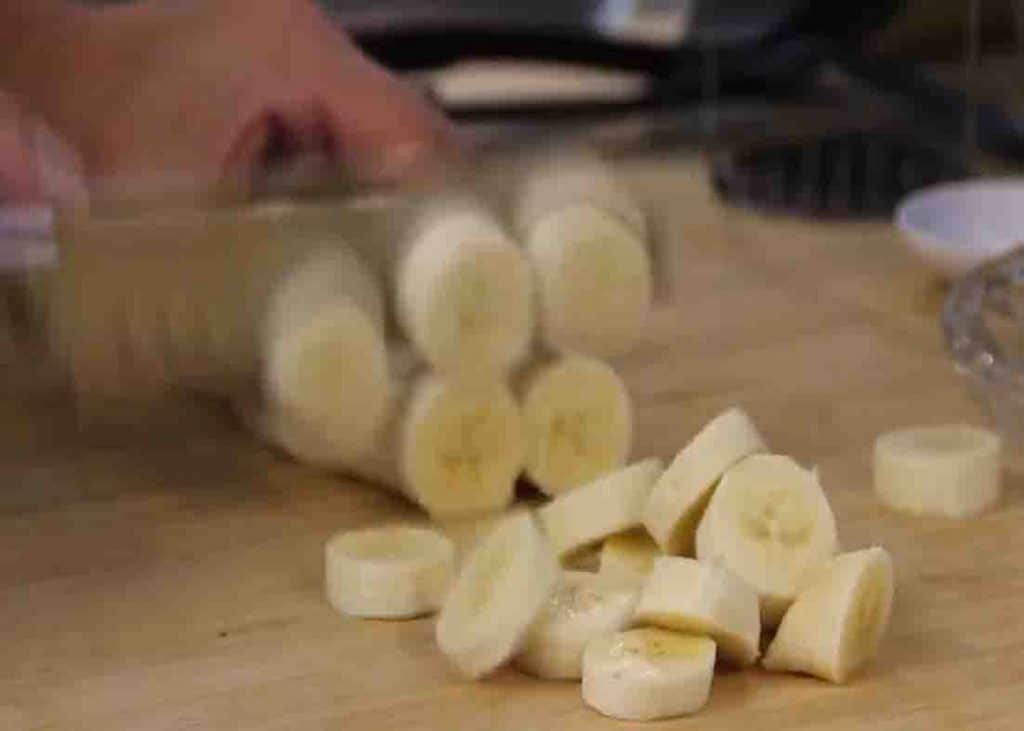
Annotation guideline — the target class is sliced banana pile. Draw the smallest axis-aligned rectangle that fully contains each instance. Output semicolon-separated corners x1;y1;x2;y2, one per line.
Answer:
320;407;902;723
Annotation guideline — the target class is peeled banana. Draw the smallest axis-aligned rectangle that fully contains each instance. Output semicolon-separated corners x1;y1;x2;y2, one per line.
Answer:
324;525;455;619
696;454;838;627
633;556;761;667
763;547;894;683
538;459;663;560
436;511;560;678
514;571;638;680
599;529;662;586
521;356;633;496
874;425;1001;518
582;628;716;721
644;407;767;555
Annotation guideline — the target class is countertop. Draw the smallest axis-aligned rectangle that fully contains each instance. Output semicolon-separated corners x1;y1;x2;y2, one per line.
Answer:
2;157;1020;730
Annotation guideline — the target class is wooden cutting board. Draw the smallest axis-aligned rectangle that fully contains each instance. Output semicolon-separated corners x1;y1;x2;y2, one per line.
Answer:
1;156;1019;730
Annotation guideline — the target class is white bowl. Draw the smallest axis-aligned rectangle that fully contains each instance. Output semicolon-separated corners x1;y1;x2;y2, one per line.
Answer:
896;178;1024;278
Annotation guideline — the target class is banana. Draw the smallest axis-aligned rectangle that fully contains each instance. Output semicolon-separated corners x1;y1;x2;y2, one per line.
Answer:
644;407;767;556
436;511;560;679
599;529;662;586
633;557;761;667
324;525;455;619
401;376;525;519
696;454;838;627
762;547;894;683
538;459;663;560
581;628;716;721
874;425;1001;518
521;356;633;496
262;247;393;463
395;204;533;379
515;149;647;237
525;203;653;356
514;571;639;680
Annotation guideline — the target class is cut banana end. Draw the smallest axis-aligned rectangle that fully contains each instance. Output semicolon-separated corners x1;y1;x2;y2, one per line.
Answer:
599;530;662;586
514;571;639;680
696;454;838;627
526;204;653;357
582;628;716;722
633;557;761;667
538;459;663;560
396;206;533;379
515;149;647;238
402;377;525;519
644;407;767;556
763;547;894;683
436;511;560;679
521;357;633;496
324;525;455;619
874;425;1001;518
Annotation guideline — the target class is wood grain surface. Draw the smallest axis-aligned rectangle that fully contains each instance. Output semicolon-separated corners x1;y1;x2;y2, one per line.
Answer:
2;157;1018;730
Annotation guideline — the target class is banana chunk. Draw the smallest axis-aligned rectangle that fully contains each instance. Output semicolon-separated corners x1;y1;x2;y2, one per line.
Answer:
515;571;639;680
644;407;767;556
633;557;761;666
396;205;533;379
582;628;716;721
696;454;838;627
263;247;393;462
599;530;662;586
436;512;560;679
874;425;1001;518
539;459;663;560
525;204;653;357
324;525;455;619
515;150;647;237
521;356;633;496
402;377;525;519
763;547;894;683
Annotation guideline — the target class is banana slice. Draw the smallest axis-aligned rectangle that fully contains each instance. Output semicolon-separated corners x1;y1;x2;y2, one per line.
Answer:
763;547;894;683
324;525;455;619
538;459;663;560
525;203;653;356
599;530;662;586
874;425;1001;518
515;150;647;237
696;454;838;627
633;557;761;666
402;377;525;519
263;247;392;462
396;205;533;379
514;571;639;680
644;407;767;556
582;628;716;721
436;511;560;678
521;356;633;496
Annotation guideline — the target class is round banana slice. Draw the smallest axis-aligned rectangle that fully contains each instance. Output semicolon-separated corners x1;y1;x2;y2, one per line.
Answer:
538;459;663;560
633;557;761;667
521;356;633;496
514;571;639;680
436;511;560;679
696;454;838;627
599;529;662;586
763;547;894;683
526;204;653;357
324;525;455;619
515;150;647;237
874;425;1001;518
396;206;533;379
402;377;525;519
644;407;767;556
582;628;716;722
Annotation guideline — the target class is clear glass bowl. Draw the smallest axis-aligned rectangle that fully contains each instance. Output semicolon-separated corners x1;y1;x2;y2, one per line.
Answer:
944;246;1024;444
